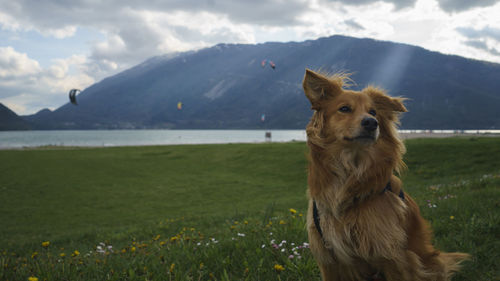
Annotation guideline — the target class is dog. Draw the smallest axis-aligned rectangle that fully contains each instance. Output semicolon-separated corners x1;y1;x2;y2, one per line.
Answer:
302;69;468;281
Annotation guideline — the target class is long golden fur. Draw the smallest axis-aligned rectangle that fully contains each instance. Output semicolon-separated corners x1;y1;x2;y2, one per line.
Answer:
302;69;468;281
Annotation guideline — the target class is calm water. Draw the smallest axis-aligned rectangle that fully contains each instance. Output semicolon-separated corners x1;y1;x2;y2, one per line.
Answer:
0;130;307;148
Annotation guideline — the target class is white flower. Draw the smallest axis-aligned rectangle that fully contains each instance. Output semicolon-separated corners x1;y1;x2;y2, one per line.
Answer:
237;233;246;237
261;244;266;248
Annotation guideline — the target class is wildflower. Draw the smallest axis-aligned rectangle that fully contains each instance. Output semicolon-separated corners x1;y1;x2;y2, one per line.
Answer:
274;264;285;272
170;236;178;242
234;221;239;225
160;241;166;246
237;233;246;237
169;263;175;273
41;241;50;248
59;253;66;257
31;252;38;259
450;216;455;220
279;220;286;225
262;244;266;248
244;220;248;225
200;263;204;270
121;248;127;254
72;250;80;257
28;277;39;281
153;234;161;241
289;208;297;215
288;254;294;259
131;247;136;253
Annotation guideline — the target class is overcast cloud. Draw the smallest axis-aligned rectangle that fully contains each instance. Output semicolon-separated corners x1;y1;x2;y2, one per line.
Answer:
1;0;500;115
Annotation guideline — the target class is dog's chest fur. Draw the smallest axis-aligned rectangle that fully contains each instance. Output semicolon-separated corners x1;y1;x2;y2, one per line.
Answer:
316;193;407;264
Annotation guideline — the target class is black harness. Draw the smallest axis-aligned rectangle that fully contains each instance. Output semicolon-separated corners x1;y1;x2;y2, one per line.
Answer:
312;181;405;281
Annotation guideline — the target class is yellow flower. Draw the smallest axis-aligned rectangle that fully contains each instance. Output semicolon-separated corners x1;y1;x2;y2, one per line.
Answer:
153;234;161;241
244;220;248;225
72;250;80;257
234;221;239;225
274;264;285;272
31;252;38;259
170;236;178;242
169;263;175;273
131;247;136;253
160;241;166;246
121;248;127;254
28;277;39;281
279;220;286;225
41;241;50;248
289;208;297;215
59;253;66;257
199;262;204;270
450;216;455;220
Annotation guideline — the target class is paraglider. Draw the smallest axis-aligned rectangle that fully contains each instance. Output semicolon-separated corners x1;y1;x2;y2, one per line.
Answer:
68;89;80;105
261;113;266;122
177;101;183;110
260;59;276;70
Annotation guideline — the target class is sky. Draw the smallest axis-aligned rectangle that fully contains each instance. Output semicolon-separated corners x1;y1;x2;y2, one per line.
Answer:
1;0;500;115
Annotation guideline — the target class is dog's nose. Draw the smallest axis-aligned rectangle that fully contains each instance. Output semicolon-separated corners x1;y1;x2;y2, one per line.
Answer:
361;117;378;132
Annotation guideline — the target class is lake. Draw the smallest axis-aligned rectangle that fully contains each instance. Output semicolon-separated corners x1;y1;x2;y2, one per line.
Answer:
0;130;307;148
1;129;499;149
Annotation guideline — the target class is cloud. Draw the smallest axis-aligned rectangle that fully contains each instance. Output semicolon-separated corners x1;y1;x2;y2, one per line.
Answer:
464;40;500;56
435;0;500;13
456;26;500;42
323;0;417;10
343;19;365;30
0;47;41;79
0;47;94;114
456;26;500;57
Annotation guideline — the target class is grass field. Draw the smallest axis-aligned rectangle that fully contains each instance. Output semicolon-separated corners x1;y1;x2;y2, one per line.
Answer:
0;137;499;280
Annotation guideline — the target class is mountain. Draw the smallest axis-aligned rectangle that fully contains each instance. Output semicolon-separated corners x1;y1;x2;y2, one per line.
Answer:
22;35;500;129
0;103;32;130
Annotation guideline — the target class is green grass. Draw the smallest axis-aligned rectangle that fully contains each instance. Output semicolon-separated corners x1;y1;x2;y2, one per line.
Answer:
0;137;499;280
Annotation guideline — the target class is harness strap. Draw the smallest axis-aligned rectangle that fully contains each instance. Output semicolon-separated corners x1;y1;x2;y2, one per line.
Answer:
382;181;405;201
312;200;323;238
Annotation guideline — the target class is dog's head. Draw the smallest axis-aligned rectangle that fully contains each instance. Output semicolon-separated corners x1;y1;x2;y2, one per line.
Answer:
303;69;407;149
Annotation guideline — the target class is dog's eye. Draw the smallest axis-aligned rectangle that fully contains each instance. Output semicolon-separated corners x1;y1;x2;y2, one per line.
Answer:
339;106;352;113
369;109;376;116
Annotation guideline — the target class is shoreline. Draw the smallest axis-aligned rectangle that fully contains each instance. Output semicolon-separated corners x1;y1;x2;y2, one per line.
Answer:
1;132;499;150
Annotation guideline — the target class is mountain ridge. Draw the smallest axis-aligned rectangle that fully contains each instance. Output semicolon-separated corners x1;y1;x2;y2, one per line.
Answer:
4;34;500;130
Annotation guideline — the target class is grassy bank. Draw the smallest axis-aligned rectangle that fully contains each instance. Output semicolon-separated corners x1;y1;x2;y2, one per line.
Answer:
0;137;499;280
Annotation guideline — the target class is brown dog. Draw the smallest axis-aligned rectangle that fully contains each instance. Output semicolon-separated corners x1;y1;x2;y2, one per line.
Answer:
303;69;468;281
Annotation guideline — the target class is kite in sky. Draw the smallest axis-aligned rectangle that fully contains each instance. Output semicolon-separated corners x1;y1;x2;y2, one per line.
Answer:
68;89;80;105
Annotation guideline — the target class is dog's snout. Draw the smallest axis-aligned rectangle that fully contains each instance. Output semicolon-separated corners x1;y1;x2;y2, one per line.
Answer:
361;117;378;132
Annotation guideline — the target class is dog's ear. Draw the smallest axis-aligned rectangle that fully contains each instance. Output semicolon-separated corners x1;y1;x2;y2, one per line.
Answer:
303;69;342;110
366;87;407;113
